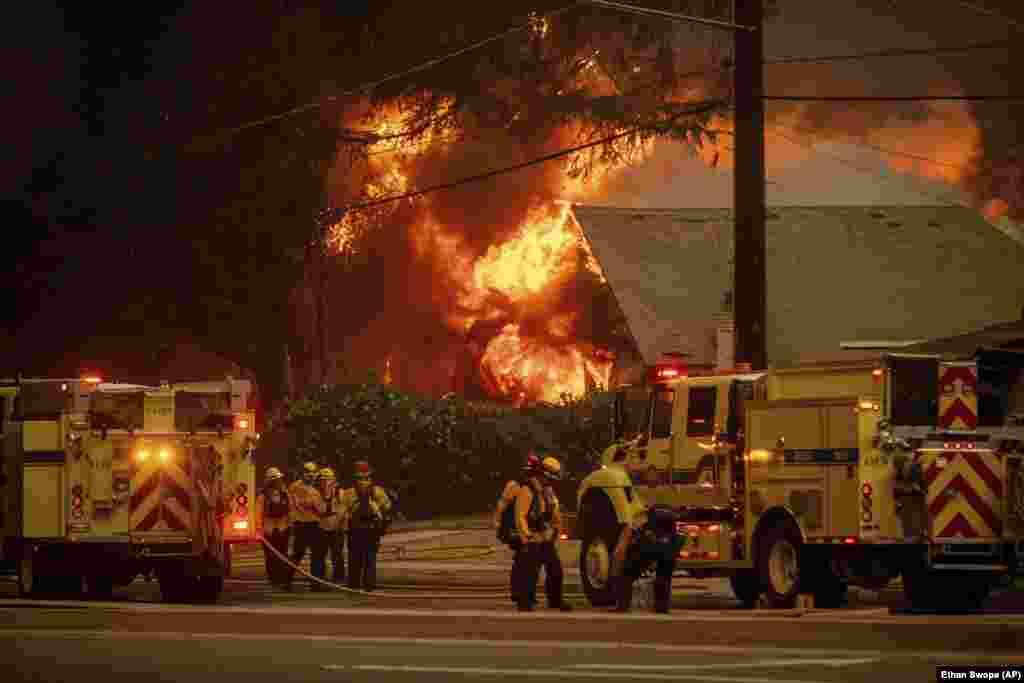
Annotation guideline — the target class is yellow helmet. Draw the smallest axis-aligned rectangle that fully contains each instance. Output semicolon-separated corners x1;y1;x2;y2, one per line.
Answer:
318;467;336;480
303;462;319;475
541;456;562;482
265;467;283;481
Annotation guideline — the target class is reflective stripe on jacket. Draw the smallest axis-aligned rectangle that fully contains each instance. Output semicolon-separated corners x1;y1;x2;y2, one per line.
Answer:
339;485;391;530
256;490;291;533
493;480;520;529
320;488;350;531
288;480;326;524
514;483;562;544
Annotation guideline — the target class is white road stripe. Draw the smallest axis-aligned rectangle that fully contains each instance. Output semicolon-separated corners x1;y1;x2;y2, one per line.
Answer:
569;658;879;671
1;600;1020;625
330;664;836;682
1;630;1021;662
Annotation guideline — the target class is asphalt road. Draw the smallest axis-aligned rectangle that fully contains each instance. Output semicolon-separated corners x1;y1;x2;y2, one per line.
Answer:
2;604;1024;683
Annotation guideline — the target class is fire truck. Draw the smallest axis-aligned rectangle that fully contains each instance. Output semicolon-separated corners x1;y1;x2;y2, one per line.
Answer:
0;376;259;602
575;351;1024;611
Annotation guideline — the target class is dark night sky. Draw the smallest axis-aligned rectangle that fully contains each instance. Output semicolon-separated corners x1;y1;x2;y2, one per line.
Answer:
4;1;1020;387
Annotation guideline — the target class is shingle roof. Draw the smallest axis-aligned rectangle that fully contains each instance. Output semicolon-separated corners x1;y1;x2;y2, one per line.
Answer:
574;205;1024;368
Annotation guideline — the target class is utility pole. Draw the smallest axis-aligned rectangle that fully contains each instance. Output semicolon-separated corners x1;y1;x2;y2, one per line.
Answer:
733;0;767;371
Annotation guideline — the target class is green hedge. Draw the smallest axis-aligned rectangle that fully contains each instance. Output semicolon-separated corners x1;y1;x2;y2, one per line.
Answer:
266;376;616;518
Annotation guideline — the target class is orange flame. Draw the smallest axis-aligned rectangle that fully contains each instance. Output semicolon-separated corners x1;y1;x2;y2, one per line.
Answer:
329;102;628;402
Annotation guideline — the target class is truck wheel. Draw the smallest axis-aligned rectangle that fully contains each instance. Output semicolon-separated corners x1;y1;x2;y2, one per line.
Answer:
85;575;115;600
729;569;760;608
158;573;190;603
580;524;623;606
757;522;801;608
902;569;992;613
808;564;847;609
17;551;39;597
194;576;224;603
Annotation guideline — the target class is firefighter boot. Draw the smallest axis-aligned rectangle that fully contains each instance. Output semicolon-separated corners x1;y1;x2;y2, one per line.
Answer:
654;577;671;614
612;576;633;613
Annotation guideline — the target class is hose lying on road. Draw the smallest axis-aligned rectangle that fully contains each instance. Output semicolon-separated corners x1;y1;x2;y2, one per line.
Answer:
256;534;582;600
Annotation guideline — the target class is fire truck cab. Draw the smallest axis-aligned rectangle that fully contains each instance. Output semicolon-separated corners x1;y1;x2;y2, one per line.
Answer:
576;351;1024;611
0;376;259;603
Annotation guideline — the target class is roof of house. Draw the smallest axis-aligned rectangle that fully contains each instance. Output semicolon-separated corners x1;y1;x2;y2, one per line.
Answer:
574;205;1024;368
900;318;1024;357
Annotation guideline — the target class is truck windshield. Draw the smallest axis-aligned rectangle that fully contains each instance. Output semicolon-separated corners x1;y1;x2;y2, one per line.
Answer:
174;391;232;431
91;392;145;430
613;387;651;441
15;383;66;419
651;389;674;438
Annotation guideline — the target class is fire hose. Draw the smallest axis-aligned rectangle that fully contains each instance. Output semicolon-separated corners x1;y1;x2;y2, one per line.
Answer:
255;534;584;599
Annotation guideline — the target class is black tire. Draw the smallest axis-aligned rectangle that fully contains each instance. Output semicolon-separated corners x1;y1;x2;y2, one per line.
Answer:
902;569;992;613
158;573;190;603
808;564;848;609
194;576;224;603
85;575;115;600
17;550;40;598
757;521;802;608
581;499;626;606
729;569;760;608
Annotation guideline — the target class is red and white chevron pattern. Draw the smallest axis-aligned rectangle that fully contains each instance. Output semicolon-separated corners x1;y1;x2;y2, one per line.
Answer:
922;450;1004;539
130;449;193;533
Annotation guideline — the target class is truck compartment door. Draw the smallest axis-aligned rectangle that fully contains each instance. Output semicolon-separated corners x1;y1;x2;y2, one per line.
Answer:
23;465;63;538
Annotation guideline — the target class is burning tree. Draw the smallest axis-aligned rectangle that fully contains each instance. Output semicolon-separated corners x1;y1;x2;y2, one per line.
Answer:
291;2;737;404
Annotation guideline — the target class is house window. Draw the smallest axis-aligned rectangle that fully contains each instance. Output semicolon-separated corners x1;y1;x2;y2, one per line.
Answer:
650;389;675;439
686;387;717;437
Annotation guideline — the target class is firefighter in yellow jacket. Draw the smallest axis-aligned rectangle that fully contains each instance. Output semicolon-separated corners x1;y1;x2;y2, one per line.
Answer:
317;467;348;584
513;456;572;612
255;467;291;586
494;453;540;604
339;461;391;591
284;461;327;591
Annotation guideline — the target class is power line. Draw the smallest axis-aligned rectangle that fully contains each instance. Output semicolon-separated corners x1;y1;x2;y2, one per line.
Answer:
582;0;755;31
189;3;581;143
327;100;725;217
948;0;1024;30
764;94;1024;102
765;39;1014;64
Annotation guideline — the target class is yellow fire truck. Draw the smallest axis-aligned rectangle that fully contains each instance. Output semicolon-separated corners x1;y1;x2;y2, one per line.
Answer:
575;351;1024;611
0;376;259;602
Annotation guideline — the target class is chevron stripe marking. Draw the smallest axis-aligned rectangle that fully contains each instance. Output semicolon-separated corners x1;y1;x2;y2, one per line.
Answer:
963;452;1003;497
936;512;979;538
932;496;992;538
163;497;191;532
134;504;162;533
928;474;1002;537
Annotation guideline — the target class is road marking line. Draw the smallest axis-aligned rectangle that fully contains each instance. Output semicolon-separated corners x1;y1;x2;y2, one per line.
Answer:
568;658;880;671
2;630;1022;662
330;664;827;682
1;600;1020;625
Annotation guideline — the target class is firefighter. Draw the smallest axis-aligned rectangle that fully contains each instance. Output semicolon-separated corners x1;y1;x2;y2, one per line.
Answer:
318;466;347;584
512;456;573;612
256;467;291;586
283;461;327;591
610;504;683;614
494;453;541;604
339;461;392;591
